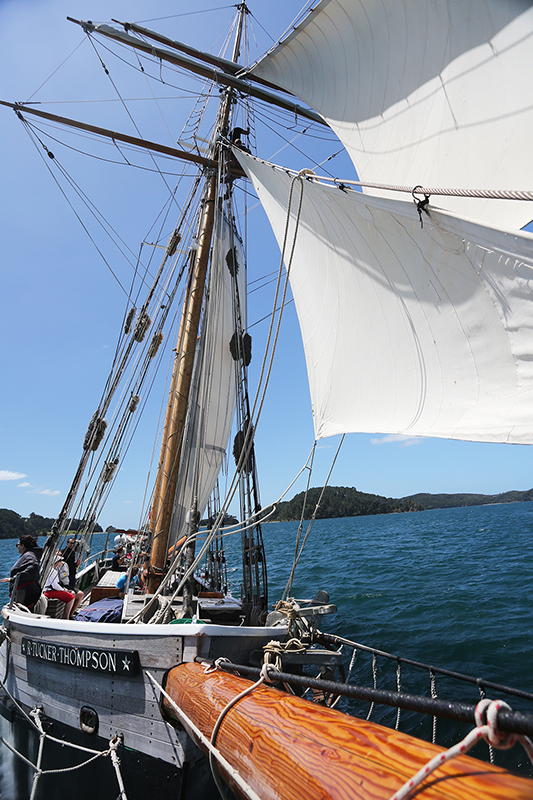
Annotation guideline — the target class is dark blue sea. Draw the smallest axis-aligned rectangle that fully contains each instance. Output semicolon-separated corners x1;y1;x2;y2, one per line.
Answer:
1;502;532;792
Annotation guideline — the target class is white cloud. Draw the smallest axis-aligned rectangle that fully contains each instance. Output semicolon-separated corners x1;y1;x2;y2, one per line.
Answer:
38;489;61;497
0;470;27;481
370;434;422;447
18;482;30;488
400;437;423;447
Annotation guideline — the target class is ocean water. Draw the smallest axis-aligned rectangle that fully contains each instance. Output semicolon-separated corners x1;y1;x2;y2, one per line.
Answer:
0;502;532;789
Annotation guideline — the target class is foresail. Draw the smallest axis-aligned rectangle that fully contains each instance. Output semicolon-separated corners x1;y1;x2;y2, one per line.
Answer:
237;150;533;445
250;0;533;230
170;214;245;542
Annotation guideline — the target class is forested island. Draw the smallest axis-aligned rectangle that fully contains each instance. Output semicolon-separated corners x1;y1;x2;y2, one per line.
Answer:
403;488;533;510
0;509;102;540
269;486;533;521
270;487;423;521
2;485;533;536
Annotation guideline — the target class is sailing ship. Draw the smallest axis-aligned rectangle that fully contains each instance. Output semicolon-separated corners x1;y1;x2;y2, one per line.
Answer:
2;1;533;798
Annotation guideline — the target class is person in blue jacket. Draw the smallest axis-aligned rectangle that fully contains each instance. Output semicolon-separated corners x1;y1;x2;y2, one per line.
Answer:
116;567;139;597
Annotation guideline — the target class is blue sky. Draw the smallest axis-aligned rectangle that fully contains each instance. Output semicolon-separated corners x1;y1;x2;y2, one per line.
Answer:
2;0;533;531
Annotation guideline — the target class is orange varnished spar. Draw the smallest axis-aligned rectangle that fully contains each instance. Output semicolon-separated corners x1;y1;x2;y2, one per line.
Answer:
163;662;532;800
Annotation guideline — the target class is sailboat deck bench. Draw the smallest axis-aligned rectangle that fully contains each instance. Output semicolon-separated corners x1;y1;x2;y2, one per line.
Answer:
89;570;123;604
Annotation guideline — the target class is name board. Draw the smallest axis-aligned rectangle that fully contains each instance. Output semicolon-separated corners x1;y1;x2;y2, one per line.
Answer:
21;637;140;676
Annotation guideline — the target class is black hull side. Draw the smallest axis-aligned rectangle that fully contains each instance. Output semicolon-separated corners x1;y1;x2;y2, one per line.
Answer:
0;692;221;800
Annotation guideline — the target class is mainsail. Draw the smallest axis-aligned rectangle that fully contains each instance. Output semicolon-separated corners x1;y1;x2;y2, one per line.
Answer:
250;0;533;230
238;150;533;444
170;213;246;543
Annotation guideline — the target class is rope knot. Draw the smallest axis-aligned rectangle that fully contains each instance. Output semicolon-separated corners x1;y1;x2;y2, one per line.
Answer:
260;662;277;683
475;698;516;749
203;657;230;674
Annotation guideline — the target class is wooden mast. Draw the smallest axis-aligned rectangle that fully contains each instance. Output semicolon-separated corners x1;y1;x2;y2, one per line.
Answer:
147;3;248;596
147;177;216;592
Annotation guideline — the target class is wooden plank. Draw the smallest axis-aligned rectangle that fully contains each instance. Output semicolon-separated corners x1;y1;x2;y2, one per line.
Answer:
96;716;186;765
5;665;186;764
89;587;121;603
164;663;533;800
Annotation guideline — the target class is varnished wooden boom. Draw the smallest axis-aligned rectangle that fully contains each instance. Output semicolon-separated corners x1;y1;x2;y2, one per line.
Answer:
163;662;532;800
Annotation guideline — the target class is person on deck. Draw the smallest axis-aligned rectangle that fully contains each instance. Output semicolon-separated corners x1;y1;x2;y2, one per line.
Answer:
44;552;83;619
116;567;140;597
112;547;126;571
63;537;79;590
139;556;150;591
0;535;42;610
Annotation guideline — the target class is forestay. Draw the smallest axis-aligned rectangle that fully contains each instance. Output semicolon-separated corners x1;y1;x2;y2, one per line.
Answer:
250;0;533;231
237;150;533;445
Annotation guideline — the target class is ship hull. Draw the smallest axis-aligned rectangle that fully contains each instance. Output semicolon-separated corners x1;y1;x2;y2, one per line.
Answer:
0;696;209;800
0;605;285;796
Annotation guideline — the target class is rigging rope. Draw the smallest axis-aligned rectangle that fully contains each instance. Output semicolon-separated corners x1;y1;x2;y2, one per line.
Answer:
330;176;533;202
283;442;316;599
130;165;313;623
248;154;533;203
283;434;345;599
0;701;128;800
389;699;533;800
145;670;262;800
317;631;533;703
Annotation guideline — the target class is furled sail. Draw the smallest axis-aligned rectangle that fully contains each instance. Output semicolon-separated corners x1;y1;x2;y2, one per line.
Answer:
170;213;245;542
250;0;533;231
237;150;533;444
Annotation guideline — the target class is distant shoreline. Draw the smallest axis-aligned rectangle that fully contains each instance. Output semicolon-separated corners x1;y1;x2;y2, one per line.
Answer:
2;488;532;537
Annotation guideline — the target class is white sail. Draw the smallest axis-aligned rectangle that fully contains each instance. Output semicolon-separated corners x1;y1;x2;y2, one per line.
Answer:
251;0;533;231
238;150;533;444
171;214;245;541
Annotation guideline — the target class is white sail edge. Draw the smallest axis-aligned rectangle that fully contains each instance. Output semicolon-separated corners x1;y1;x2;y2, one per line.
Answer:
236;149;533;446
250;0;533;231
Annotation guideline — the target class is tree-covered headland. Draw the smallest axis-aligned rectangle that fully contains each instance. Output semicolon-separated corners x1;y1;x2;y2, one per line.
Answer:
0;509;102;540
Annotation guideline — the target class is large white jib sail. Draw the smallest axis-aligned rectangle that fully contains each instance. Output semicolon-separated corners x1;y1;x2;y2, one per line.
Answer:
237;0;533;446
250;0;533;231
237;150;533;445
